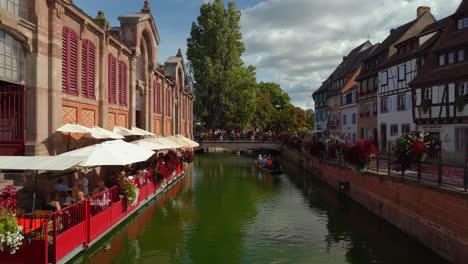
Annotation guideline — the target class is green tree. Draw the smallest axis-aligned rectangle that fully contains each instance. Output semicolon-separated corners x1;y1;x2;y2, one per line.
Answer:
291;107;307;132
187;0;256;130
254;82;293;133
305;109;315;130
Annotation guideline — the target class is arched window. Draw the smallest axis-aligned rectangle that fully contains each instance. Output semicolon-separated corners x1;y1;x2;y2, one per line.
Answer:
62;27;78;95
118;61;127;106
0;31;24;83
81;40;95;99
136;42;146;81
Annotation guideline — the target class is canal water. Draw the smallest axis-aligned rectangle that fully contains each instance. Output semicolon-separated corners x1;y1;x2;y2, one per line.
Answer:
72;153;447;264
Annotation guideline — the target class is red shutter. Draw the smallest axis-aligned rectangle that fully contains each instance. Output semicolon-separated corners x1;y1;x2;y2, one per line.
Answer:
81;40;95;99
69;31;78;95
158;84;161;114
108;54;116;104
118;61;127;106
153;81;157;113
62;27;78;95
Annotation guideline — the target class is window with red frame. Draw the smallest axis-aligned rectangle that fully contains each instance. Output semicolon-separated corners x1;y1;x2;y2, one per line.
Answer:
108;54;117;104
118;61;127;106
81;40;95;99
62;27;78;95
154;82;162;114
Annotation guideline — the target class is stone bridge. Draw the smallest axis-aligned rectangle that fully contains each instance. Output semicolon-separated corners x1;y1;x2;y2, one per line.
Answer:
197;140;281;152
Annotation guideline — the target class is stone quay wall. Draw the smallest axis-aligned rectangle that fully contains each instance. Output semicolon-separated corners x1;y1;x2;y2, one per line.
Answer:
282;146;468;263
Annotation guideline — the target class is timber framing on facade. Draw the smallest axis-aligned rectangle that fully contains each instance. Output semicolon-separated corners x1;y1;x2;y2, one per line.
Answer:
0;0;194;156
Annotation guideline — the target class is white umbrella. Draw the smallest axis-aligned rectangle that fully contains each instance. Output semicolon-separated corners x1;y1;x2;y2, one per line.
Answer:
60;140;155;167
131;126;156;136
143;136;183;149
175;135;199;148
56;123;92;151
90;126;125;139
131;140;170;151
113;126;138;136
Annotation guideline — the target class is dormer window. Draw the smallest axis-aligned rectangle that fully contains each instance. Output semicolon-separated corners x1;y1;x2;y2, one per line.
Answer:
458;18;468;30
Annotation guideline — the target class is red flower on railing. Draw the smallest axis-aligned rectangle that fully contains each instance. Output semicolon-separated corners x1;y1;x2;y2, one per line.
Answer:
0;185;17;211
343;140;377;173
181;149;194;163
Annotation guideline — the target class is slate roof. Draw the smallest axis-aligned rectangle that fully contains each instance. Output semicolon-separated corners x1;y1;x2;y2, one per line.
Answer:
410;0;468;87
356;19;419;81
313;41;372;96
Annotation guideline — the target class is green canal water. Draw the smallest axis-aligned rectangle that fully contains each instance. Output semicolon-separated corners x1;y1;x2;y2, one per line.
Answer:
73;153;447;264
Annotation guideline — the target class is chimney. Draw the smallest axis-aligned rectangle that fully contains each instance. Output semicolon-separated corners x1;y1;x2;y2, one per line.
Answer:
417;6;431;18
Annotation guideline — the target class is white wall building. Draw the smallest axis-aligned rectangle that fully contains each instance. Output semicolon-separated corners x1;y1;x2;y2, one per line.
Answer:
340;89;358;142
377;58;417;148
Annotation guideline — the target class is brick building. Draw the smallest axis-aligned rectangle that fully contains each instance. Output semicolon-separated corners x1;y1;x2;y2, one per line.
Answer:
0;0;193;156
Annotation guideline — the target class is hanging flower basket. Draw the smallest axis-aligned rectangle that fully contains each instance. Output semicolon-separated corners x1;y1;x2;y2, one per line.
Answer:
0;186;23;255
343;140;377;173
456;96;466;112
393;131;429;173
119;176;139;206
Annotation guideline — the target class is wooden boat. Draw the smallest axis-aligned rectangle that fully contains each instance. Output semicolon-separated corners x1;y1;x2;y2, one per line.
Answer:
255;162;283;175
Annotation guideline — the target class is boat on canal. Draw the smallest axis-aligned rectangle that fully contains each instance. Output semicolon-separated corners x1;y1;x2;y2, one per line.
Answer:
255;161;283;175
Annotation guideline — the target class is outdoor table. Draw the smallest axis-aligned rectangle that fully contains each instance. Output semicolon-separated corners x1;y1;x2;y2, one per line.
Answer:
17;218;44;234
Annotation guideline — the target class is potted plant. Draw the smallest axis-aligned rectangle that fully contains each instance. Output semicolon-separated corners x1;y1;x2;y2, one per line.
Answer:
455;95;466;112
421;99;431;113
0;186;23;255
393;131;429;174
343;140;377;173
119;176;139;206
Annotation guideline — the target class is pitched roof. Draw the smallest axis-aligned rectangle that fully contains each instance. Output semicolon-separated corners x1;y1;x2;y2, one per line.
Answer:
456;0;468;15
315;41;373;97
410;2;468;87
356;19;420;81
378;31;441;70
372;19;418;56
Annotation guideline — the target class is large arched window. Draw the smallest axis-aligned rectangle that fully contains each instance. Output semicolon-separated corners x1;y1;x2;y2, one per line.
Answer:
0;31;24;83
136;42;146;81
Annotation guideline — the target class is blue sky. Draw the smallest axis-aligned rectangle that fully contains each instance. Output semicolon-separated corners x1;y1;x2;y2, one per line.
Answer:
74;0;262;69
74;0;460;109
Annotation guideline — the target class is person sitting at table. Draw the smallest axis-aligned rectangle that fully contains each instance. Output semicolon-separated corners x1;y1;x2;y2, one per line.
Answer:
75;191;85;202
54;178;69;192
75;172;89;197
71;183;84;201
46;192;61;212
93;180;109;209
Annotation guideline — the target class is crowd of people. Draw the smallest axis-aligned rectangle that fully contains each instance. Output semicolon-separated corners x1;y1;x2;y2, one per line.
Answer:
196;128;278;142
256;154;280;172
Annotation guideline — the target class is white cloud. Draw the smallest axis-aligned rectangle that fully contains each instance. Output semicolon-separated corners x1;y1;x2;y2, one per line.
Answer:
240;0;460;109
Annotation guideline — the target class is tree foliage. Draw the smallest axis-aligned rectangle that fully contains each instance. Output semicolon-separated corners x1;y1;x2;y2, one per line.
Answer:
187;0;256;130
305;109;315;130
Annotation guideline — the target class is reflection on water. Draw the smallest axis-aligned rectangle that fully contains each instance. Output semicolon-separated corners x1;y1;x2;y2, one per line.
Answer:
74;153;447;264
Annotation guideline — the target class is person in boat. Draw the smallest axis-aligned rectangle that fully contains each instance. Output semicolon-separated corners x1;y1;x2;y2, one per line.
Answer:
257;155;263;165
265;156;273;169
260;155;268;167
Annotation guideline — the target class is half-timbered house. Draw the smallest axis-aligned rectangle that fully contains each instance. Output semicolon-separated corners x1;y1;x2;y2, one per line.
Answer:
376;12;437;146
357;6;435;150
410;0;468;163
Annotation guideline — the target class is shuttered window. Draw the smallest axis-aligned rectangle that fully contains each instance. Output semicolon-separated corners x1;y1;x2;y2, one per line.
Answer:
154;82;162;114
118;61;127;106
62;27;78;95
107;54;117;104
81;40;95;99
166;88;171;117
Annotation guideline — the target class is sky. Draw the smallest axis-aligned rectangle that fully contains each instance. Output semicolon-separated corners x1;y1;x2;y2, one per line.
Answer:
74;0;461;110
